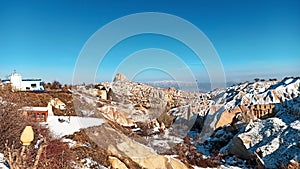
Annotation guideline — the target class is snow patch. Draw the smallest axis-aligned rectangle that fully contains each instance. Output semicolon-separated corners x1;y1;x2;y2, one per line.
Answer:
0;153;9;169
73;158;108;169
43;116;105;138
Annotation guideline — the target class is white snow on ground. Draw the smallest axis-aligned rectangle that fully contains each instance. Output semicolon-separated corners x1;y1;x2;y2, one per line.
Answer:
72;158;108;169
0;153;9;169
62;138;77;147
147;128;183;153
235;112;300;168
43;116;105;138
290;120;300;130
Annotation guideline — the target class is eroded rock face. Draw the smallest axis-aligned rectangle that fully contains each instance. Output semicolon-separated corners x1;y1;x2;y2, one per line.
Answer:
100;75;208;131
99;105;136;127
113;73;129;82
206;77;300;133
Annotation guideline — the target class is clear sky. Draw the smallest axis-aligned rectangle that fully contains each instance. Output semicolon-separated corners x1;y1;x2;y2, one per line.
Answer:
0;0;299;84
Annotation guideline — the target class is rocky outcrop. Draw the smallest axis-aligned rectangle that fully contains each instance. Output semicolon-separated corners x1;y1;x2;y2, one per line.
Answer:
113;73;129;82
225;112;300;168
205;77;300;132
228;137;251;160
100;74;208;131
86;125;189;169
99;105;136;127
108;156;128;169
249;104;275;119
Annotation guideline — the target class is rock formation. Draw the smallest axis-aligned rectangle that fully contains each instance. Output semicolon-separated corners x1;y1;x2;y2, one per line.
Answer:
113;73;129;82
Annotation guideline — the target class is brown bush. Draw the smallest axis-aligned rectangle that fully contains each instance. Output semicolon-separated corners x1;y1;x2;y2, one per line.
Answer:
0;103;28;152
4;122;75;169
0;86;75;168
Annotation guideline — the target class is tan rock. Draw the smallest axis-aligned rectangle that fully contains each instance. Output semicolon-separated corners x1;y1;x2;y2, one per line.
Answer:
132;155;189;169
108;156;128;169
113;73;129;82
215;109;238;129
160;122;166;130
98;89;107;100
50;98;66;110
88;125;189;169
216;105;250;128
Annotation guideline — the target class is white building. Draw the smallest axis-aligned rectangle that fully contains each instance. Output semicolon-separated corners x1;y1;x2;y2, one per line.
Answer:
2;72;44;91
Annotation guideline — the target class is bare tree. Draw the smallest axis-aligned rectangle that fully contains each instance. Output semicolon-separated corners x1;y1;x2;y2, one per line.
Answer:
0;103;28;152
50;81;62;90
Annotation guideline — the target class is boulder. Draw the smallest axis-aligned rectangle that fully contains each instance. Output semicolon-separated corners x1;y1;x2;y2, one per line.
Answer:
108;156;128;169
227;114;300;168
216;106;249;128
87;125;189;169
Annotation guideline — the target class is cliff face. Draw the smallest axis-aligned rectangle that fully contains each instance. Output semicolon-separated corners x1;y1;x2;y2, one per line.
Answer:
202;77;300;134
196;77;300;168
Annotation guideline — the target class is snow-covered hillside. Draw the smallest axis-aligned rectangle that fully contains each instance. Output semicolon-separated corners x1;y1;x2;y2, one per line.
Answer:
196;77;300;168
210;77;300;110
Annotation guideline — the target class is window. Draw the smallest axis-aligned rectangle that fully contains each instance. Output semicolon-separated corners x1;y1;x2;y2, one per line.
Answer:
31;83;37;88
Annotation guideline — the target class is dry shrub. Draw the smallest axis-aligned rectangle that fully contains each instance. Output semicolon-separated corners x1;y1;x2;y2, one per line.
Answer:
0;103;28;152
1;85;76;168
164;135;220;168
65;130;111;168
4;123;75;169
36;139;74;169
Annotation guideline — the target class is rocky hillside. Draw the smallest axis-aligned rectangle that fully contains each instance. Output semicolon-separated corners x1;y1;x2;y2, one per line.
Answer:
78;74;299;168
196;77;300;168
1;75;299;169
200;77;300;138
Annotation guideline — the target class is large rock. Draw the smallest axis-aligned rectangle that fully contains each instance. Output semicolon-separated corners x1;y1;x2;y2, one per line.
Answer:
113;73;129;82
228;137;251;160
99;105;136;127
226;113;300;169
108;156;128;169
215;105;248;128
86;125;189;169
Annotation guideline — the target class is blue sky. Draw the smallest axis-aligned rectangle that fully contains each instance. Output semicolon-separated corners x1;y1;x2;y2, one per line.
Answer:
0;0;299;84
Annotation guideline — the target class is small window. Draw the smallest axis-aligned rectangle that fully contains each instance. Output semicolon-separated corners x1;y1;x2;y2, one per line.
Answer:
31;83;37;88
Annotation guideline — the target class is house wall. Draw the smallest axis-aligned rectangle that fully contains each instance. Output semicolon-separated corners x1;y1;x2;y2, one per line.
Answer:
10;73;22;90
8;72;44;91
20;80;44;91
